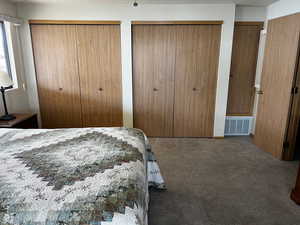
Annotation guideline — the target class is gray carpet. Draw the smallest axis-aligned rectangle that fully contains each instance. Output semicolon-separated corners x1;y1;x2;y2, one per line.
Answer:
148;137;300;225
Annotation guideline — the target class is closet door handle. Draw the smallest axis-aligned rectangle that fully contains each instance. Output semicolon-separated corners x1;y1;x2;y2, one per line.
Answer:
98;88;103;92
257;90;264;95
153;88;158;92
58;88;63;91
193;88;197;91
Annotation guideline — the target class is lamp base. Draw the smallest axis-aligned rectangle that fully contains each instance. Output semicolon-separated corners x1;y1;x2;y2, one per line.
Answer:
0;114;16;121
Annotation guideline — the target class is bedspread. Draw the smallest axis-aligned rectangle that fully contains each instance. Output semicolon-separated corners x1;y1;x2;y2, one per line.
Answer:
0;127;162;225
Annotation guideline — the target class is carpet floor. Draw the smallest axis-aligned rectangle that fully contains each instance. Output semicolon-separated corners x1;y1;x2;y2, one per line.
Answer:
148;137;300;225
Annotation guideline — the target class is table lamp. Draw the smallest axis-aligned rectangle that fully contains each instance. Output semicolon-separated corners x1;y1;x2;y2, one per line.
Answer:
0;70;16;121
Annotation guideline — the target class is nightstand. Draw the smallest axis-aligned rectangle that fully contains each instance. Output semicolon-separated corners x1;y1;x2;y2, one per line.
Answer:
0;114;38;129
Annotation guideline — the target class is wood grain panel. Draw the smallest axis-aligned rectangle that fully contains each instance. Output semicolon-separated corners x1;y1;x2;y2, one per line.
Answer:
173;25;221;137
76;25;123;127
254;13;300;159
227;24;262;115
132;25;176;137
31;25;82;128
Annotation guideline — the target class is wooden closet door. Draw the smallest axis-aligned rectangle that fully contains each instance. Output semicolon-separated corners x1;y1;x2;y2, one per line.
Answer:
227;23;262;115
76;25;123;127
133;25;176;137
173;25;221;137
254;13;300;159
31;25;82;128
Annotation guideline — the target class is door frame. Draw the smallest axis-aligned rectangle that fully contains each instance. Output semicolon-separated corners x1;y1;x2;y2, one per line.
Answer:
131;21;223;25
131;21;223;137
226;21;264;116
29;20;121;25
30;20;123;128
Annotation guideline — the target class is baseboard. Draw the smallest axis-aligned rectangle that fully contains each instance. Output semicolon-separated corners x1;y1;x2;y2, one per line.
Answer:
214;136;224;139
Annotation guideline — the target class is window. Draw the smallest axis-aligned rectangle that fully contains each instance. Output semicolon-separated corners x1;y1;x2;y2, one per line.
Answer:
0;21;12;78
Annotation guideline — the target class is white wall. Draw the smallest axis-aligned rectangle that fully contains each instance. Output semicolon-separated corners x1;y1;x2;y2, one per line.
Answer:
17;1;236;136
0;0;16;17
267;0;300;19
235;6;266;21
0;0;30;115
251;29;266;134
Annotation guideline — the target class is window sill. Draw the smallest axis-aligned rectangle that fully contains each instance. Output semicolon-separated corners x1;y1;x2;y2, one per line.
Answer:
5;86;22;93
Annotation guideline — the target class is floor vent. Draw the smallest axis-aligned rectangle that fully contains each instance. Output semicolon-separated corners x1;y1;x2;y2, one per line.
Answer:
225;116;253;136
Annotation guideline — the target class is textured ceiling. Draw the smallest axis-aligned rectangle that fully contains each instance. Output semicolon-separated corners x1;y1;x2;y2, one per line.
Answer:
10;0;278;6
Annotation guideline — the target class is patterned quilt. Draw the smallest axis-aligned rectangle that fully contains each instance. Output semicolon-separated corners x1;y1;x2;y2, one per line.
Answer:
0;127;163;225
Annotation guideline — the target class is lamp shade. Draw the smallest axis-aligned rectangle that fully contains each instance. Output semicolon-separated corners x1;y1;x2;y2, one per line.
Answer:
0;71;13;88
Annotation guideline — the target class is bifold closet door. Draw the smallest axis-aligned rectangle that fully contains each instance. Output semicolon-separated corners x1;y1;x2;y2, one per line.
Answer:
31;23;123;128
174;25;221;137
133;25;176;137
76;25;123;127
227;23;262;115
31;25;82;128
254;13;300;159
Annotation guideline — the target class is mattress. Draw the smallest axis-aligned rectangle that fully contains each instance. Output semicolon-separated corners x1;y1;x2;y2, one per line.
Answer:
0;127;165;225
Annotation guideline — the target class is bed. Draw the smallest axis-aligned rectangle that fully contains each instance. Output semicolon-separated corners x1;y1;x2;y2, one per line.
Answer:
0;127;165;225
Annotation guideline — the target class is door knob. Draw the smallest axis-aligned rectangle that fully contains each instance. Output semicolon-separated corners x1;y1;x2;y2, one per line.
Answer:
98;88;103;91
193;88;197;91
58;88;63;91
257;90;264;95
153;88;158;91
